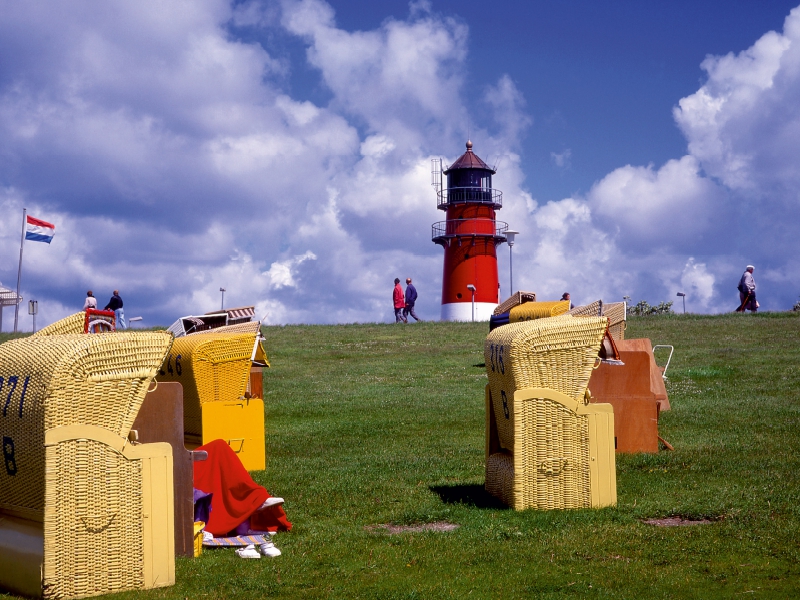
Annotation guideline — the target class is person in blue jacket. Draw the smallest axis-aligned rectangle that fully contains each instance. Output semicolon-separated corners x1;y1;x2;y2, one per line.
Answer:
403;278;421;322
104;289;127;329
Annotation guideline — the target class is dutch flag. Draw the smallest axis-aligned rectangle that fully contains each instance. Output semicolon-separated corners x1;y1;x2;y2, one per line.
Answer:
25;215;56;244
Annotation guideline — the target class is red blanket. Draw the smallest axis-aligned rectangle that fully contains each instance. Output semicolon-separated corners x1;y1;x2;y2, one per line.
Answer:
194;439;292;535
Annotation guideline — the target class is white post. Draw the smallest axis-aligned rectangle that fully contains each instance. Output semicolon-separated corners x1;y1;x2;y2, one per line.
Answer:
510;245;514;295
14;208;26;333
505;230;518;296
467;284;476;322
28;300;37;333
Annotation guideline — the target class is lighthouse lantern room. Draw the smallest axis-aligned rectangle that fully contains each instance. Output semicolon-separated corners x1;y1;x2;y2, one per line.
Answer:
432;141;508;321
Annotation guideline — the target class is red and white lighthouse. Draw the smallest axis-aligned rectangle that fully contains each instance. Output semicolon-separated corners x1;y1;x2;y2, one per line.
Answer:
432;140;507;321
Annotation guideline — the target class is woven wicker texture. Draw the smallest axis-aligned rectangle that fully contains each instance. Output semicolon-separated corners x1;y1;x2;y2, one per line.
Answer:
484;316;607;452
155;332;257;436
0;332;172;515
568;300;601;317
603;302;627;341
43;438;144;598
187;321;261;336
509;301;570;322
512;395;591;509
32;312;86;336
493;291;537;316
485;452;515;506
0;333;172;599
567;300;626;341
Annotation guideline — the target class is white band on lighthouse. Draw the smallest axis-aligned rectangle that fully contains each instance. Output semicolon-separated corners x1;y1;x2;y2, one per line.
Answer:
441;302;498;322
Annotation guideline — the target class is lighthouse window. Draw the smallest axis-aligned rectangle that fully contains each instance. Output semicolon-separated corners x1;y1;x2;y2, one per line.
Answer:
456;293;463;299
448;171;491;189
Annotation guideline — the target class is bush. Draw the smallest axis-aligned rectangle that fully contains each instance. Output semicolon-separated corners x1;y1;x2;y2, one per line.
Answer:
627;299;674;316
793;296;800;312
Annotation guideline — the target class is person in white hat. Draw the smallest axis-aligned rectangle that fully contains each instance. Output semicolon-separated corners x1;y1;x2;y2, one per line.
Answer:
736;265;757;312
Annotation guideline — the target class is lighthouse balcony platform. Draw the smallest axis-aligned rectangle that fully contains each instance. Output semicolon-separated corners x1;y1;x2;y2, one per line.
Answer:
437;187;502;210
432;219;509;246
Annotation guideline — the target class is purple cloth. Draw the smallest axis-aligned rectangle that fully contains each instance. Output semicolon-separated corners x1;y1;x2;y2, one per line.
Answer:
193;488;213;524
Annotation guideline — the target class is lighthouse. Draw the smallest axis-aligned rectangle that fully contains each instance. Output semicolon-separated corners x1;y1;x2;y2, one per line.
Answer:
432;141;507;321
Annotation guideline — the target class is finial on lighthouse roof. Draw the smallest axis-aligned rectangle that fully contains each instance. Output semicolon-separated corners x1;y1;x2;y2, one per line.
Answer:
466;139;473;151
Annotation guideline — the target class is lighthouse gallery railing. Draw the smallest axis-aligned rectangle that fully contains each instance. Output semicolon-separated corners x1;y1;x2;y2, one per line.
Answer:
437;187;502;210
432;219;509;245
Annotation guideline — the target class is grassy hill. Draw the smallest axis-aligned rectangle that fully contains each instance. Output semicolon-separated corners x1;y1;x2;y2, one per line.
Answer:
2;313;799;598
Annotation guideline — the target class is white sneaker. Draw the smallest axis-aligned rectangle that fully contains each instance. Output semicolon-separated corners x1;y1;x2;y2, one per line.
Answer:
236;544;261;559
259;540;281;557
261;497;284;509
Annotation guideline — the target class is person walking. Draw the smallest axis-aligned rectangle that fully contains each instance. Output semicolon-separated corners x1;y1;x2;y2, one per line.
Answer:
736;265;758;312
393;278;407;323
104;289;127;329
403;278;421;322
83;290;97;310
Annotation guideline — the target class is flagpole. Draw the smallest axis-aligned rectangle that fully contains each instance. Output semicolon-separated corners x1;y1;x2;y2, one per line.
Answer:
14;208;26;333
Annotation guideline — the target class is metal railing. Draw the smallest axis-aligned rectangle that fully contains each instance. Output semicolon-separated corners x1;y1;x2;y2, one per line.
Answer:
432;219;509;245
437;187;502;210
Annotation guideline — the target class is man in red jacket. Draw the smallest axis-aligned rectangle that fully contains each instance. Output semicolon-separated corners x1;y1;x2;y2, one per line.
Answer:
393;278;407;323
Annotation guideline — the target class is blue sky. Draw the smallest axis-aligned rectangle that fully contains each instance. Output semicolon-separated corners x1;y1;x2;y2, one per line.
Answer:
2;0;800;329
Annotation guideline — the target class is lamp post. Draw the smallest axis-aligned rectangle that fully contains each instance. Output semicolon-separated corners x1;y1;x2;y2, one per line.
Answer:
467;284;476;322
28;299;37;333
220;287;226;311
676;292;686;314
504;230;518;295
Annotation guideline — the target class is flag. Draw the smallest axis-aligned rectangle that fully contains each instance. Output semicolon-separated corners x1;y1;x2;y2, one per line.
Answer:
25;215;55;244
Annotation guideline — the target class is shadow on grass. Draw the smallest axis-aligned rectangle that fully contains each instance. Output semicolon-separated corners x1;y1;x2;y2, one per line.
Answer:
430;484;509;509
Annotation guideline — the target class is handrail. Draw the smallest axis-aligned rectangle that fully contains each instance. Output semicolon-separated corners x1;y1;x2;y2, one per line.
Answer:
432;219;509;244
437;187;502;210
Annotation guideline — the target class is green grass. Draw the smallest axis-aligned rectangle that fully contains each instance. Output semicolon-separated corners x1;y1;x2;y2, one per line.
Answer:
3;313;800;598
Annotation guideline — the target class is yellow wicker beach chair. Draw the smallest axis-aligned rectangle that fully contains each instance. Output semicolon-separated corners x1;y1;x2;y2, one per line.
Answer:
0;333;175;599
508;300;570;322
32;312;87;336
484;316;617;510
155;332;265;471
188;320;261;336
494;291;537;316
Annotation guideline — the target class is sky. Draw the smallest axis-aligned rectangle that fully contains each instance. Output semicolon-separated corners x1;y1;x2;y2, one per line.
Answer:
2;0;800;330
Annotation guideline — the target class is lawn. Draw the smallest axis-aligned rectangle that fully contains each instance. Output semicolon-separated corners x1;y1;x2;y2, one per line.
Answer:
2;312;799;598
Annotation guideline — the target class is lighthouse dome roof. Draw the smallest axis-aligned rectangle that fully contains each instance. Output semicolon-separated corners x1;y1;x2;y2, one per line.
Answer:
444;140;495;174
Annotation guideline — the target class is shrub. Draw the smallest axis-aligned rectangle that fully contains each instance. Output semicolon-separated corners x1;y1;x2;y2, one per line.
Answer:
627;300;674;316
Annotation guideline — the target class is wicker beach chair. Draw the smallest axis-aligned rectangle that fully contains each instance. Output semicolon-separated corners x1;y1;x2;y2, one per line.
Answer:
508;300;571;322
155;332;266;471
0;333;175;599
188;320;261;336
603;302;627;341
33;310;119;337
568;300;601;317
494;291;537;316
484;316;617;510
32;312;87;336
568;301;627;341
